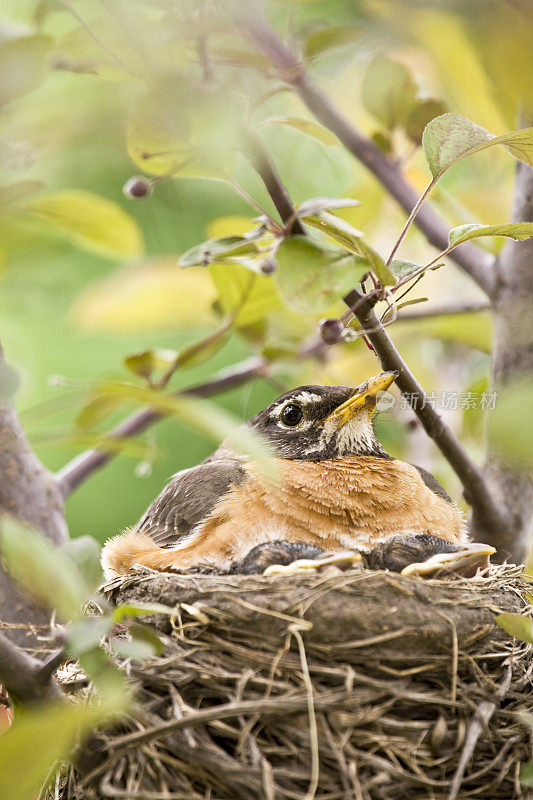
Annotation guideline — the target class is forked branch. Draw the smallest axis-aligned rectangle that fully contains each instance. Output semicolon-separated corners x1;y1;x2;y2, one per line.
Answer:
0;630;62;705
241;6;494;297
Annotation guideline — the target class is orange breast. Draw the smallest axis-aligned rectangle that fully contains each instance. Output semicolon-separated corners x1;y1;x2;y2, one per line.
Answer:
159;456;465;569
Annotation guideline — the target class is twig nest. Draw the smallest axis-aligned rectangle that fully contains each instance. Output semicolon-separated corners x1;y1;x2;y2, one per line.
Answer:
61;564;533;800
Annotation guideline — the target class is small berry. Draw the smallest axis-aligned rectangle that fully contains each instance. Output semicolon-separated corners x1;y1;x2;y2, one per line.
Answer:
123;176;152;200
319;318;344;344
260;257;277;275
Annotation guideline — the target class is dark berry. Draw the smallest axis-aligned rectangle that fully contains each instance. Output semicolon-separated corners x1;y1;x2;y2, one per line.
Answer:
260;257;277;275
319;318;344;344
123;176;152;200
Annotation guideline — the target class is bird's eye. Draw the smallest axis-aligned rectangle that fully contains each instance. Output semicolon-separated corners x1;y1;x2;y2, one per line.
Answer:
280;403;303;427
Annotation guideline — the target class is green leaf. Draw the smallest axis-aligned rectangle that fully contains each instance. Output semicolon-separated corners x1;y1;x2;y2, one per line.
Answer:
275;236;367;314
124;348;178;381
113;600;177;622
0;696;127;800
520;759;533;788
0;35;51;106
75;393;123;430
128;622;164;656
422;114;533;180
296;197;360;218
390;258;422;280
301;211;396;285
124;327;233;385
78;646;129;695
172;320;232;369
396;297;428;311
361;56;417;131
0;517;88;620
179;236;260;268
126;80;239;179
24;190;143;258
110;636;157;661
448;222;533;248
405;99;447;145
304;25;360;58
256;116;339;146
59;536;102;591
354;238;397;287
371;130;393;154
67;617;113;656
495;612;533;644
302;211;364;250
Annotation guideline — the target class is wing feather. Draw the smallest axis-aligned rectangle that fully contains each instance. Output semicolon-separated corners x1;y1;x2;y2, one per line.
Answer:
136;457;245;547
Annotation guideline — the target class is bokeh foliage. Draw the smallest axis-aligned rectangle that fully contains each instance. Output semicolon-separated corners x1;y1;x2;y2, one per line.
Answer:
0;0;531;547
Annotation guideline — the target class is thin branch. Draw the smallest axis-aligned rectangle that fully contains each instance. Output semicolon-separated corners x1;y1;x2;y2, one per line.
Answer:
241;7;494;297
386;179;436;266
240;114;511;538
244;130;306;234
345;289;513;539
396;299;490;321
0;630;63;705
55;356;269;498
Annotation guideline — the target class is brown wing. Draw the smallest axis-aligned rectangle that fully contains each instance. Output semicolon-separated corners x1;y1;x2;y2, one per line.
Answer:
410;464;454;504
136;457;246;548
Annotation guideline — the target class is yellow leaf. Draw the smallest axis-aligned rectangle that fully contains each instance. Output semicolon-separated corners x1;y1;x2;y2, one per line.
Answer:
210;263;283;327
71;258;217;332
24;190;143;258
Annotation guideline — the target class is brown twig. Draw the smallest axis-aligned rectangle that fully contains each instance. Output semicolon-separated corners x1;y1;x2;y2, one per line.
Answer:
395;299;490;321
244;130;306;234
0;629;63;705
241;5;494;296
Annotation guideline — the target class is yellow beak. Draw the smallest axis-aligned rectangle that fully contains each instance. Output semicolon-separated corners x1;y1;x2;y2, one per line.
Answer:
401;542;496;578
326;371;399;427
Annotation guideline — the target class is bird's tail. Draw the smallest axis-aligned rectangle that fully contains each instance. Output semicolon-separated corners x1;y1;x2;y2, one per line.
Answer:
101;529;167;579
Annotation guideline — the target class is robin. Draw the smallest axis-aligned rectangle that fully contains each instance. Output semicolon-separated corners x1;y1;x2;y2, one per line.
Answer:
102;371;494;579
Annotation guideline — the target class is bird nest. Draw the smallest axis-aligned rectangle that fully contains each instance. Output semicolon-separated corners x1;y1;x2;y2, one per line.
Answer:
56;563;533;800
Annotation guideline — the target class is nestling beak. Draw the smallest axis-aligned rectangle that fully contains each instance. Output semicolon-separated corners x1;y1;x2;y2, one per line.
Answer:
326;371;399;427
401;542;496;579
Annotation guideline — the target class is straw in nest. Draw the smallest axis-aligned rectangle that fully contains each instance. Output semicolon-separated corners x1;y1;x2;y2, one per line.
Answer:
54;563;533;800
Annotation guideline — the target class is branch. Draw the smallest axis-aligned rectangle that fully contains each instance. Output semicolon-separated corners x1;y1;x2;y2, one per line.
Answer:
241;7;494;297
244;130;306;234
396;299;490;321
0;629;62;705
242;101;512;540
56;356;269;498
345;288;513;540
0;343;70;645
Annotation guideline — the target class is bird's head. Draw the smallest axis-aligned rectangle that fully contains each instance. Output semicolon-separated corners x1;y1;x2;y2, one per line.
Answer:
249;371;399;460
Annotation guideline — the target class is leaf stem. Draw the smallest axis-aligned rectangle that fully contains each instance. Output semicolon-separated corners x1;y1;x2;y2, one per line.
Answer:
386;179;437;266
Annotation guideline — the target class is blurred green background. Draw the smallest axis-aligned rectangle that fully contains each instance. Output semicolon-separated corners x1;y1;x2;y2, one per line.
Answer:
0;0;530;544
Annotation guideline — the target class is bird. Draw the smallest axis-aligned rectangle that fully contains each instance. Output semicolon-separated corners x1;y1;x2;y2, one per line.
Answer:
102;371;494;579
